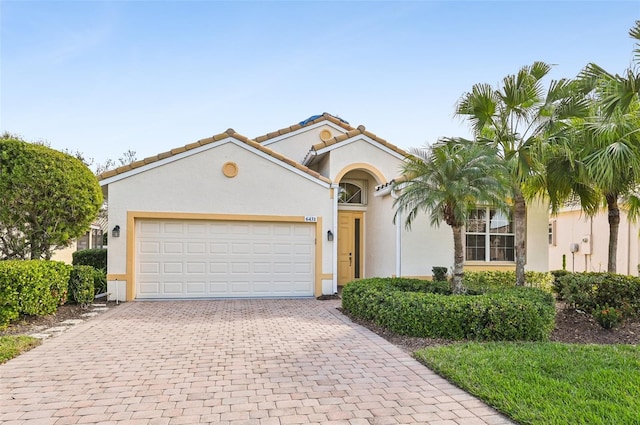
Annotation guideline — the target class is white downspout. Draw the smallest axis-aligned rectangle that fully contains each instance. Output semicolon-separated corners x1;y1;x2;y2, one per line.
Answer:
331;184;339;294
391;188;401;277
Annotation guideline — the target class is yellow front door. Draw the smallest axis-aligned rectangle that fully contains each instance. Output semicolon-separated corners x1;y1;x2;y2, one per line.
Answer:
338;211;363;285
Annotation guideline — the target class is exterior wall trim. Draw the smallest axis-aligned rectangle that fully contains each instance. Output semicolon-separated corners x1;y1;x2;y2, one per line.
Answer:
124;211;324;301
334;163;387;186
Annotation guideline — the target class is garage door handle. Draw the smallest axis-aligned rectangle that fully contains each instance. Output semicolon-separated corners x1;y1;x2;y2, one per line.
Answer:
349;253;352;267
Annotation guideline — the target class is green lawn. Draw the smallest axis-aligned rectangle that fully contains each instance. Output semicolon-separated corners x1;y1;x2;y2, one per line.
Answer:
415;343;640;425
0;335;41;364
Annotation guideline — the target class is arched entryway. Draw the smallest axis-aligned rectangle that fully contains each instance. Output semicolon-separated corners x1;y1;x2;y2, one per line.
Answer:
335;165;385;287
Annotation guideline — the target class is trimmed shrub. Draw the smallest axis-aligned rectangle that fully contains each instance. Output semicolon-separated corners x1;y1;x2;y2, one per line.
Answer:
72;248;107;270
592;305;623;329
462;270;554;292
0;260;72;329
432;267;448;282
550;270;571;298
92;268;107;296
69;265;95;307
342;277;556;341
560;272;640;317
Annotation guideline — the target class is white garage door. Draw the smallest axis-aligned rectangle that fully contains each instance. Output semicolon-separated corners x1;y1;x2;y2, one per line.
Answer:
135;219;315;299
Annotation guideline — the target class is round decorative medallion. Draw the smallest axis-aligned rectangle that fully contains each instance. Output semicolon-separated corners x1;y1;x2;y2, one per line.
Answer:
319;129;332;141
222;162;238;178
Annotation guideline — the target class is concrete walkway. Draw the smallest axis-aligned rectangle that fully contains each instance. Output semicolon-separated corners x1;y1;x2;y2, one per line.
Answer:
0;300;514;425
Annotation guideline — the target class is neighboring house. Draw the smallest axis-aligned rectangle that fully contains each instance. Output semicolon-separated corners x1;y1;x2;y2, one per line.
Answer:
51;220;106;264
549;205;640;275
98;113;549;301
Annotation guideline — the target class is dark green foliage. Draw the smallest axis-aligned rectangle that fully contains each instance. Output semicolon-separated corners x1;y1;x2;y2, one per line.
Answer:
432;266;448;282
68;265;95;307
342;278;556;341
550;270;571;298
592;305;624;329
72;248;107;271
560;272;640;318
92;268;107;295
0;138;103;260
0;260;72;329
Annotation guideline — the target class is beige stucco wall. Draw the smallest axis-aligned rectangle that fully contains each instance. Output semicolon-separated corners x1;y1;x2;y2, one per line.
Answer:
51;241;77;264
261;123;348;163
105;140;334;299
549;207;640;275
327;138;405;184
525;199;550;272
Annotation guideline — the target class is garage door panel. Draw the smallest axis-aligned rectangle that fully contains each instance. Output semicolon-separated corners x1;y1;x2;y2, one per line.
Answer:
163;242;183;254
209;262;228;273
186;282;206;294
186;262;205;274
140;242;161;254
136;219;314;299
163;263;183;274
210;243;228;254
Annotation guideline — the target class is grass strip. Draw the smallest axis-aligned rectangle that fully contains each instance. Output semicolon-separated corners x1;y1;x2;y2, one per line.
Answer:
0;335;41;364
415;342;640;425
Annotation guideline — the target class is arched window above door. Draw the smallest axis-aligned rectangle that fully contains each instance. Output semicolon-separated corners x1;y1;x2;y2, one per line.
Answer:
338;180;367;205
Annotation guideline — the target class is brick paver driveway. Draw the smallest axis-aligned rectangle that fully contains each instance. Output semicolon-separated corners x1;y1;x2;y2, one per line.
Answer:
1;300;514;425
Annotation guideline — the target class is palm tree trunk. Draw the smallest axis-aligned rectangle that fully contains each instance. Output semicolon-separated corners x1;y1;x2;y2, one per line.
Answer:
514;189;527;286
606;193;620;273
451;224;465;294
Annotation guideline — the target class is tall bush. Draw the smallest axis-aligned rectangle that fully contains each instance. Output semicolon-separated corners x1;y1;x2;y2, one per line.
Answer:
68;265;95;307
72;248;107;270
0;137;103;260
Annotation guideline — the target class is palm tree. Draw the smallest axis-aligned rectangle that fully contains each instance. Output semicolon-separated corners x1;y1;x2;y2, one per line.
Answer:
393;139;508;294
566;22;640;273
579;101;640;272
456;62;588;285
580;20;640;117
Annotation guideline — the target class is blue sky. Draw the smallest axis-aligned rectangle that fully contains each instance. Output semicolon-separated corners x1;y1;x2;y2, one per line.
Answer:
1;1;638;170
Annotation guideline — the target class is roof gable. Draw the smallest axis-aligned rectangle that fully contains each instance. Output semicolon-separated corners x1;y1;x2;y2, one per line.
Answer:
98;129;332;186
302;124;409;165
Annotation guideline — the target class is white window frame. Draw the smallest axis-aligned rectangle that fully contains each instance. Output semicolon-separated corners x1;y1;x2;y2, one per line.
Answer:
338;179;367;206
465;207;515;263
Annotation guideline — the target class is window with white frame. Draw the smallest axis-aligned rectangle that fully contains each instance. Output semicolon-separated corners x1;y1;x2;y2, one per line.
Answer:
338;180;367;205
465;208;515;262
548;221;556;246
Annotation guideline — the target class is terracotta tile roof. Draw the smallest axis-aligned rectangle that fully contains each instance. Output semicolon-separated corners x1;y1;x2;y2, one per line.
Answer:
307;124;409;158
254;112;355;144
97;129;332;184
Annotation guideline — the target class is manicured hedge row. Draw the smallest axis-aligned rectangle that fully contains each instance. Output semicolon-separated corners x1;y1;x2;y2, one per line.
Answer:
559;272;640;316
462;270;554;292
72;248;107;270
0;260;72;329
342;278;555;341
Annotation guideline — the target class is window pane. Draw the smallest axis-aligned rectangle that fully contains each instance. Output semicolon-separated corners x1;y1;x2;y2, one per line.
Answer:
489;209;513;233
490;235;515;261
465;234;486;261
467;209;486;233
338;182;362;204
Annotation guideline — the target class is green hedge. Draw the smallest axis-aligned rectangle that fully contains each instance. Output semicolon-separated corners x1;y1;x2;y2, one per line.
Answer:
0;260;72;329
550;270;571;298
342;278;555;341
462;270;554;292
560;272;640;317
72;248;107;270
69;265;95;307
